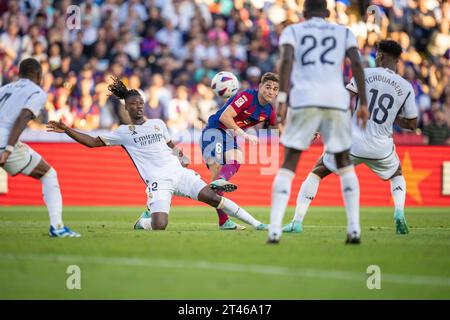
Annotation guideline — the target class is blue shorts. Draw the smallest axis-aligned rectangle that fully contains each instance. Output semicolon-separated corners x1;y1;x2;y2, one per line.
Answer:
200;127;238;165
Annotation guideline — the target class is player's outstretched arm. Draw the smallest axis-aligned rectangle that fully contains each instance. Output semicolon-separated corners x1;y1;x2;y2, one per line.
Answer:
219;106;240;131
167;140;189;167
1;109;35;165
394;117;417;131
7;109;35;149
346;47;369;128
219;105;258;144
276;44;294;125
47;120;105;148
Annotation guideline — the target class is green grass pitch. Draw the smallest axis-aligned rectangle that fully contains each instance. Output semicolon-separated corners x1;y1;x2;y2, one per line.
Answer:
0;206;449;299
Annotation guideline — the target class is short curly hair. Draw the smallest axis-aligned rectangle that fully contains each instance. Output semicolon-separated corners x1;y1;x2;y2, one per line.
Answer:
304;0;327;13
377;40;403;60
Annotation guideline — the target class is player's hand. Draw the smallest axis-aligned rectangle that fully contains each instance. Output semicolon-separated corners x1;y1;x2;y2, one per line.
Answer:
46;120;69;133
356;104;369;129
277;122;284;135
0;151;11;167
180;155;190;168
244;133;258;145
276;102;287;125
313;132;320;141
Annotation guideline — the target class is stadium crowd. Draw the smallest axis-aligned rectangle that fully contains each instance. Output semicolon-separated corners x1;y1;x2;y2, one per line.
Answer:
0;0;449;144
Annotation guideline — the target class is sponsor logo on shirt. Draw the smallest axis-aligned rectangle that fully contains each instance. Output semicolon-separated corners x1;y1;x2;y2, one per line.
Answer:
234;95;248;108
133;133;165;146
128;125;138;135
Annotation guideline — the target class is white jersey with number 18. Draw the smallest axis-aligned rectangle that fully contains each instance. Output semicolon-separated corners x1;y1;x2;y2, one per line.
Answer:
347;67;418;159
279;17;358;110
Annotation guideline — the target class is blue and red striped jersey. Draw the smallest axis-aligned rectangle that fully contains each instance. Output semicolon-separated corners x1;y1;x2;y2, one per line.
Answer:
206;89;276;130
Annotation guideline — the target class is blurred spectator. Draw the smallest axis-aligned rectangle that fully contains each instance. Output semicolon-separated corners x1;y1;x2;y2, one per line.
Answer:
192;83;219;129
22;23;48;59
145;92;168;121
1;1;29;34
69;41;87;72
0;17;21;61
167;86;193;133
423;109;450;145
0;0;447;146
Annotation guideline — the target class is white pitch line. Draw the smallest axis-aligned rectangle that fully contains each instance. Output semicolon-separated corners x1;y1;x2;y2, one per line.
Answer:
198;223;450;231
0;253;449;288
303;225;450;231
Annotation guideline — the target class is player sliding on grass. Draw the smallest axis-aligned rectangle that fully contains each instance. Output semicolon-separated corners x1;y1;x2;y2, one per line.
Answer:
47;77;267;231
0;58;79;238
200;72;279;230
282;40;417;236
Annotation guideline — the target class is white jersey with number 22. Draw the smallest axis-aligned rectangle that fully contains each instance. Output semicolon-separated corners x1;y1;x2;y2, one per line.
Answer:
279;17;358;110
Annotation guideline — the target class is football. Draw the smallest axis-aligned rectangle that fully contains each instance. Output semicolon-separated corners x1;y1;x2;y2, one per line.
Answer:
211;71;240;98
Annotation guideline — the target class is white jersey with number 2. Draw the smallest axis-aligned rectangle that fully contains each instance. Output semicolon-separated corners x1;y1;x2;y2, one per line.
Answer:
346;67;417;159
279;17;358;110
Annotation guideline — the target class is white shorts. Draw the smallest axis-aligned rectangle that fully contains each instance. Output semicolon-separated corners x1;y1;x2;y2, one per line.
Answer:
281;107;352;153
1;141;42;176
145;168;207;214
322;150;400;180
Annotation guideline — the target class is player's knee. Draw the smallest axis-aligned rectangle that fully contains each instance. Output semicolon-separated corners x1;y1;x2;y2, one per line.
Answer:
208;194;221;208
204;194;221;208
282;148;301;172
334;150;351;168
39;167;58;181
152;221;167;230
198;187;221;207
150;212;168;230
312;166;331;179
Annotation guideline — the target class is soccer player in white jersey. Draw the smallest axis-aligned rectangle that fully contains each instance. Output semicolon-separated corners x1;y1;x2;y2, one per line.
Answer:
268;0;369;244
282;40;417;235
47;77;267;231
0;58;80;237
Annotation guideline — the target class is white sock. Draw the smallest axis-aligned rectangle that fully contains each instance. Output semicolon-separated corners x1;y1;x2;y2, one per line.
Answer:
41;168;63;228
390;175;406;216
293;173;321;222
219;197;261;228
337;166;360;236
268;168;295;240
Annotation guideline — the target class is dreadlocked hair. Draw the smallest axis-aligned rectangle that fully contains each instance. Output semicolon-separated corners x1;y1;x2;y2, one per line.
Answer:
108;76;140;100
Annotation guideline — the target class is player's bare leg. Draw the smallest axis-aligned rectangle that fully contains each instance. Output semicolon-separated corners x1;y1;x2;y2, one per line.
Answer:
389;165;409;234
283;156;333;233
335;150;361;244
197;186;266;230
267;147;302;244
209;149;242;192
208;150;245;230
29;158;80;238
150;212;168;230
207;161;232;227
134;211;168;230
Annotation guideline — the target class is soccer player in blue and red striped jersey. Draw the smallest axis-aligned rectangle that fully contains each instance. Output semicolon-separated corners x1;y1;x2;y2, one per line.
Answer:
200;72;279;230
